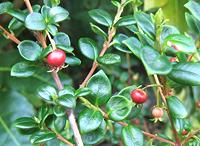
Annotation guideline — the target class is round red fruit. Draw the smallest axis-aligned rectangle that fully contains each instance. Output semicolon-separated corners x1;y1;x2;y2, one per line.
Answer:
47;49;66;67
169;57;177;63
152;107;164;118
182;129;188;135
131;89;148;104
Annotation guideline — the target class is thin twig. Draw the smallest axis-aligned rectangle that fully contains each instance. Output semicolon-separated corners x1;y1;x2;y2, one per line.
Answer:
23;1;84;145
57;133;74;146
0;25;20;44
80;0;125;88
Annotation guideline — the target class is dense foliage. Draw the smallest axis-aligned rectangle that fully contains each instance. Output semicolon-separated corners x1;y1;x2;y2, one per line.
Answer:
0;0;199;146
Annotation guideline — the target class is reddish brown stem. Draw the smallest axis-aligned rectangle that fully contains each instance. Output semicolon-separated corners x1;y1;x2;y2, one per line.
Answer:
0;25;20;44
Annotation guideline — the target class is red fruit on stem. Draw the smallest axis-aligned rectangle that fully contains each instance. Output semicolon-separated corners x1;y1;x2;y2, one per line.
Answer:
47;49;66;67
152;107;164;118
131;89;148;104
169;57;177;63
182;129;188;135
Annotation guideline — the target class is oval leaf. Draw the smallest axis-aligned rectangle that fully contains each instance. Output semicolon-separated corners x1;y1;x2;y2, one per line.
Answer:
140;46;172;75
87;70;111;105
106;95;133;121
168;62;200;86
30;131;56;144
37;85;57;101
78;109;103;134
122;125;144;146
79;38;98;60
15;117;38;129
167;96;188;118
97;53;121;65
18;40;42;61
25;12;46;31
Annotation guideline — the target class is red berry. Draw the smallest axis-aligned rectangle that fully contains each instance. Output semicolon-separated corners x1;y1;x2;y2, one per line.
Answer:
182;129;188;135
47;49;66;67
131;89;148;104
152;107;164;118
169;57;177;63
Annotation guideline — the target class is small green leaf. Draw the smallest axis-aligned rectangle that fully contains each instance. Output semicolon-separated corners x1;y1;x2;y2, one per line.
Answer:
38;106;53;126
53;116;66;132
97;53;121;65
168;62;200;86
78;109;103;134
89;9;113;26
57;94;76;108
59;86;75;96
185;13;200;36
40;46;53;59
116;15;136;27
47;24;58;36
54;32;71;47
123;37;142;58
15;117;38;129
18;40;42;61
167;96;188;118
53;106;65;117
90;23;107;39
65;56;81;66
49;6;69;23
30;131;56;144
79;38;98;60
185;0;200;21
11;62;37;77
113;34;131;53
25;12;46;30
118;85;137;100
6;9;26;22
163;34;196;54
87;70;112;105
75;88;92;97
122;125;144;146
106;95;133;121
82;120;106;145
135;11;155;39
0;2;13;14
37;85;57;101
140;46;172;75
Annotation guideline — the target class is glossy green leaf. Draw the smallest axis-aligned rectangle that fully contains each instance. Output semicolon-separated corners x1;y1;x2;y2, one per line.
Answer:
89;9;113;26
15;117;38;129
78;109;103;134
30;131;56;144
167;96;188;118
97;53;121;65
87;70;111;105
57;93;76;108
163;34;196;54
7;9;26;22
47;25;58;36
90;23;107;39
174;118;192;134
37;85;57;101
106;95;133;121
11;62;37;77
122;125;144;146
65;56;81;66
53;106;65;117
168;62;200;86
58;86;75;96
112;34;131;53
79;38;98;60
0;2;13;14
25;12;46;31
185;0;200;21
140;46;172;75
118;85;137;100
185;13;200;36
75;88;91;97
53;116;66;132
134;11;155;39
18;40;42;61
123;37;142;58
54;32;71;47
38;106;53;126
116;15;136;27
82;120;106;145
49;6;69;23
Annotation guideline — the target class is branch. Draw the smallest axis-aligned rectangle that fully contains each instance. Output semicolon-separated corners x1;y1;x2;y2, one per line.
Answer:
0;25;20;44
80;0;125;88
23;1;84;145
